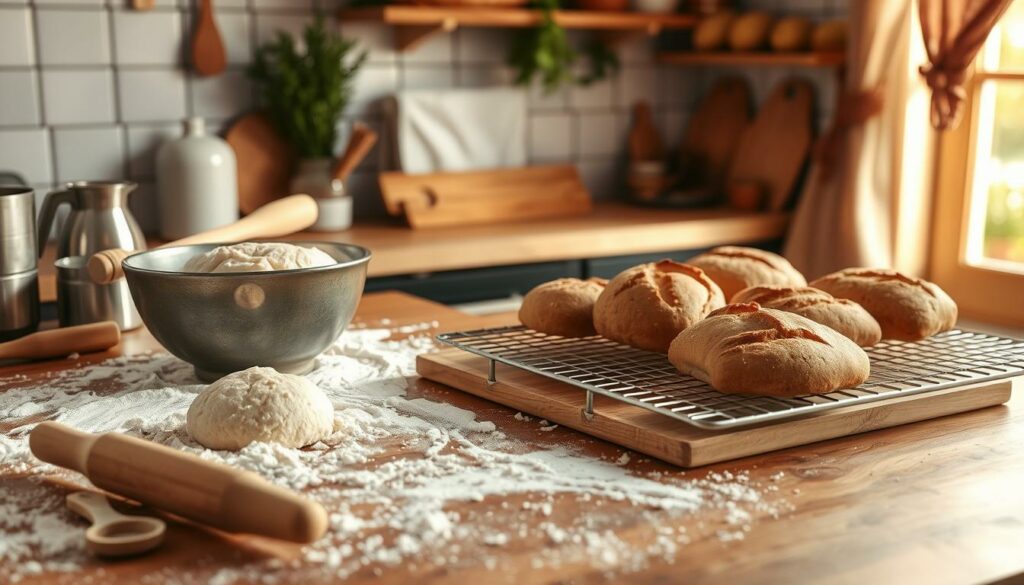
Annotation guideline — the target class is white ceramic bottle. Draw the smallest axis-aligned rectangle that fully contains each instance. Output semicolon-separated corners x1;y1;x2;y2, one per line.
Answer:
156;118;239;240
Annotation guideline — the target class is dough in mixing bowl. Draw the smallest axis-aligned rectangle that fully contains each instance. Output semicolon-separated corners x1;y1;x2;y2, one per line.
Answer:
183;242;336;273
186;366;335;450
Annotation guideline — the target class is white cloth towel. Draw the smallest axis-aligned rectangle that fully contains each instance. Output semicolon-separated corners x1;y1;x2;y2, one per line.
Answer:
395;88;527;174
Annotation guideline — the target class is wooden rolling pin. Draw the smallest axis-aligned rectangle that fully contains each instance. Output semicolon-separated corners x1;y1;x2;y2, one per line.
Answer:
0;322;120;361
88;193;319;285
30;422;328;544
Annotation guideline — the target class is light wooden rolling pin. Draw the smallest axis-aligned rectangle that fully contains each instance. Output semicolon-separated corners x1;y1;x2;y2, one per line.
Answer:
87;193;320;285
30;422;328;544
0;322;120;361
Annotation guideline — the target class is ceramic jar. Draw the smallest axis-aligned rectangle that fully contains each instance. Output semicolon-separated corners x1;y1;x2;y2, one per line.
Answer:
157;118;239;241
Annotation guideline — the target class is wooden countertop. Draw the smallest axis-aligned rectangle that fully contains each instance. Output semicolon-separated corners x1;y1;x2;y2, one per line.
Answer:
2;291;1023;583
38;203;789;302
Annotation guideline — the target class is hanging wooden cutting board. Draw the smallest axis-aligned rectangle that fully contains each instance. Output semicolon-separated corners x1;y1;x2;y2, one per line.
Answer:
727;79;814;210
378;165;592;229
681;77;752;191
225;112;294;215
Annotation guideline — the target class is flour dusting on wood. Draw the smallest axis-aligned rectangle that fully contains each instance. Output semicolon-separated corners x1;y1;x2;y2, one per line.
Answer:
0;323;788;582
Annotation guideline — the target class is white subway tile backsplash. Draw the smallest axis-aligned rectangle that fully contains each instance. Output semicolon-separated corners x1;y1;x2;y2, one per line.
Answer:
118;69;187;122
0;128;52;184
190;70;253;119
213;11;252;65
349;64;398;117
402;66;455;90
0;7;35;66
457;65;514;88
455;29;511;64
529;113;573;162
617;65;659;110
0;71;41;126
254;12;312;46
41;69;116;124
126;122;180;179
338;21;395;65
113;9;182;65
401;32;452;65
53;126;125;182
36;8;110;66
577;111;623;159
569;71;614;111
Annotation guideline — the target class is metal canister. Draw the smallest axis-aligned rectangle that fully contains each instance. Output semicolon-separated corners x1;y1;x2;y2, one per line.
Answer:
55;256;141;331
0;186;40;340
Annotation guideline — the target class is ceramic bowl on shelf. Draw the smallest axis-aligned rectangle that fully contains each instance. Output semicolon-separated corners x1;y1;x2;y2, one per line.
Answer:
633;0;680;13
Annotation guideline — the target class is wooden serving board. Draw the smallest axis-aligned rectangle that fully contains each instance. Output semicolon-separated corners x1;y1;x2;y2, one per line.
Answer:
681;77;751;192
378;165;592;229
225;112;294;215
727;78;814;210
418;348;1016;468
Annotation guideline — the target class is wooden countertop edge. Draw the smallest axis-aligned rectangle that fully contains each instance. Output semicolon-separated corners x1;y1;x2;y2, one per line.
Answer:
37;205;790;302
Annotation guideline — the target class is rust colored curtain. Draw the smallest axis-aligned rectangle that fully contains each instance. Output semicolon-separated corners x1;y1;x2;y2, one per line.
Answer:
918;0;1012;129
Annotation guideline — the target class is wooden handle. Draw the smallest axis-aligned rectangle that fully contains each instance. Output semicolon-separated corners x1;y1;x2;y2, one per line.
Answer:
0;321;121;361
88;194;320;284
130;0;156;10
30;422;328;544
192;0;226;77
333;124;379;182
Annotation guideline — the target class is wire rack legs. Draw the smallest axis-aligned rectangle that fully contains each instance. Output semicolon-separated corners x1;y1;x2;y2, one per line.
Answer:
584;390;594;421
487;358;496;385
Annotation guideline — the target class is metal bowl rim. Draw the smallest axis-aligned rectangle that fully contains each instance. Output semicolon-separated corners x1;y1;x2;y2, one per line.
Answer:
122;241;372;278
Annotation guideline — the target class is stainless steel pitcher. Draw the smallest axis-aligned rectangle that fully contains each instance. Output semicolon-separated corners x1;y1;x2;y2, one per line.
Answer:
38;181;146;331
0;186;39;340
37;181;147;259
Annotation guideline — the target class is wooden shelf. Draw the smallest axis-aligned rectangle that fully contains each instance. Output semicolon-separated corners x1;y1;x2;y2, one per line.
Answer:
339;6;697;51
658;51;846;68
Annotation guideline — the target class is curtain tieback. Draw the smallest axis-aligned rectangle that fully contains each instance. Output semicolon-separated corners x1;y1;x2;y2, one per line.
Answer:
814;88;886;177
919;62;968;129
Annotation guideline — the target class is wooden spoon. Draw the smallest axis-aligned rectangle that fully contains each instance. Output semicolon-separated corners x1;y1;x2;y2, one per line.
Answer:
333;124;379;182
87;194;319;284
192;0;226;77
130;0;155;10
0;321;121;362
67;492;166;558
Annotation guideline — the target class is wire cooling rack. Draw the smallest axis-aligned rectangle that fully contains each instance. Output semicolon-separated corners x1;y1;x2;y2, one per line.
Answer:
437;326;1024;430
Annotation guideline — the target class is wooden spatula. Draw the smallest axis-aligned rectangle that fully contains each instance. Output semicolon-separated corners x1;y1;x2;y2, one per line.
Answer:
333;124;379;182
192;0;226;77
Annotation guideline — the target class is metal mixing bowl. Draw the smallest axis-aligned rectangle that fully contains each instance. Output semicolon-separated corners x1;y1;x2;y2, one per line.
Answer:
122;242;371;382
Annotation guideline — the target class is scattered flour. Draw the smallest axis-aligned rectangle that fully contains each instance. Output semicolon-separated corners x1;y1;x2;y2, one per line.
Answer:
0;323;788;583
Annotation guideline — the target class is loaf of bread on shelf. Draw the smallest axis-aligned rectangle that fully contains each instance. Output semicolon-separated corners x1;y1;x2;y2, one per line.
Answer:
519;277;607;338
668;302;870;396
593;260;725;353
809;268;958;341
732;284;881;347
686;246;807;301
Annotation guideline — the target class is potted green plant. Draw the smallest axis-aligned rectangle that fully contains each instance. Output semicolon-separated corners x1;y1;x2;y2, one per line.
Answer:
248;16;366;231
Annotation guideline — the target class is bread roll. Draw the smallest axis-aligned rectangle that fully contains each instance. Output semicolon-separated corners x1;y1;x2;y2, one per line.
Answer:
809;268;957;341
770;16;812;52
594;260;725;353
668;303;870;396
694;11;736;51
686;246;807;301
519;278;607;338
732;285;881;346
811;20;847;52
728;12;775;51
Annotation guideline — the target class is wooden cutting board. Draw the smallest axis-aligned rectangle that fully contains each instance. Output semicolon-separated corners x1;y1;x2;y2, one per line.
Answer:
681;77;752;191
727;78;814;210
378;165;592;229
418;349;1015;468
225;112;294;215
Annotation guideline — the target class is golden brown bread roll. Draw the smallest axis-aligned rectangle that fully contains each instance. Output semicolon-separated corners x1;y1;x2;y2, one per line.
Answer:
519;278;607;337
694;11;737;51
728;12;775;51
668;302;870;396
593;260;725;353
686;246;807;301
732;285;881;347
811;20;847;52
809;268;958;341
770;16;812;51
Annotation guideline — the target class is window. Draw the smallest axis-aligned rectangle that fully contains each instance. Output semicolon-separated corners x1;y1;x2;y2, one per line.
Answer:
931;1;1024;326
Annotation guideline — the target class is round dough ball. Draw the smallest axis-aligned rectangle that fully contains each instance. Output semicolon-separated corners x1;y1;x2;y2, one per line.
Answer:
693;11;736;51
186;366;335;450
184;242;336;273
770;17;812;51
811;20;847;52
728;12;775;51
519;278;606;338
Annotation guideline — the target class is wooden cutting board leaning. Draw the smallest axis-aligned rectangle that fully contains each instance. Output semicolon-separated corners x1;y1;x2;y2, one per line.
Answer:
225;113;295;215
681;77;752;194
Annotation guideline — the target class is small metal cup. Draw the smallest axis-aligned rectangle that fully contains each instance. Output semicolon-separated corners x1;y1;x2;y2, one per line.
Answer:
0;270;39;341
0;186;38;275
56;256;141;331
